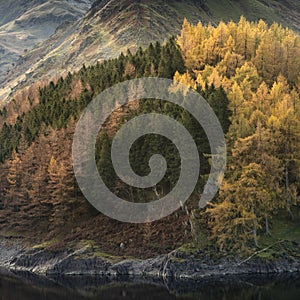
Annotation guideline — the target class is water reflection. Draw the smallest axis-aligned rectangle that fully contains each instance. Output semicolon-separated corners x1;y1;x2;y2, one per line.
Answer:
0;270;300;299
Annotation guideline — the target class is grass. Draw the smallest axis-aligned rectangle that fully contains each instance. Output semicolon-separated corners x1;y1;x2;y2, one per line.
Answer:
174;208;300;262
252;209;300;260
2;210;299;264
0;230;23;238
177;242;199;254
203;0;282;25
170;0;299;30
71;239;132;263
260;210;300;244
32;238;60;250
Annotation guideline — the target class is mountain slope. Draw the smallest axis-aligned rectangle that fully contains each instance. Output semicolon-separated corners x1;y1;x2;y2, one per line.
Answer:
0;0;93;89
1;0;300;104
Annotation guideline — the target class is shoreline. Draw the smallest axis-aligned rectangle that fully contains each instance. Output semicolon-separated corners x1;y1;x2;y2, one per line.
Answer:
1;237;300;279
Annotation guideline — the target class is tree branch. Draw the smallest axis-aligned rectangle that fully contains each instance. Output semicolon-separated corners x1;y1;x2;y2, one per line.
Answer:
237;240;284;266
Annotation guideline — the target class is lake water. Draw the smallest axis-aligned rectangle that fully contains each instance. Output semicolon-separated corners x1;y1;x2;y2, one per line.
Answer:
1;271;300;299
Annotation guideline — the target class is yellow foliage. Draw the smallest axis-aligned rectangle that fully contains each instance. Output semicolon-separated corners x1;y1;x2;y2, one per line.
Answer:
176;17;300;253
208;68;222;88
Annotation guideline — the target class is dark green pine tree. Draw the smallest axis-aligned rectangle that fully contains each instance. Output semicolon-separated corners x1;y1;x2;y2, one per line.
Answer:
96;130;116;191
206;85;231;133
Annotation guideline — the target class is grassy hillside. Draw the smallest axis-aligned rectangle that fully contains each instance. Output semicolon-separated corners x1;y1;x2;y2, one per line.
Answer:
203;0;300;30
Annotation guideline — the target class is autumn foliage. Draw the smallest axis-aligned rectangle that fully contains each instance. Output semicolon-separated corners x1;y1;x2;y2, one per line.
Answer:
0;18;299;255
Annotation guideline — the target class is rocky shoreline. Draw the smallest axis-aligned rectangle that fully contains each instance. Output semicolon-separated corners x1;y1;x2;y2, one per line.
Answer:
1;237;300;279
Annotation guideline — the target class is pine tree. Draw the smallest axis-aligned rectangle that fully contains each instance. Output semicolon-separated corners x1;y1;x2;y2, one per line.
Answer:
97;130;115;192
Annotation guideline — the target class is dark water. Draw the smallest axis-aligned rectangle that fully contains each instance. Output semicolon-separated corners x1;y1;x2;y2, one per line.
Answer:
1;271;300;300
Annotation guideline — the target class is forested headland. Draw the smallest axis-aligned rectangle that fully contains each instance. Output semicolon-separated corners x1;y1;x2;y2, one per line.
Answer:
0;17;299;258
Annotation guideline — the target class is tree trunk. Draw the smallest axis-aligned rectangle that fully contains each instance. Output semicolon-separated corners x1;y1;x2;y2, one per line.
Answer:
252;206;258;248
285;160;294;221
253;221;258;248
265;214;269;235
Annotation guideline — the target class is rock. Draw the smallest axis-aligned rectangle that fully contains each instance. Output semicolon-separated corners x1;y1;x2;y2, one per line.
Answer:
1;237;300;278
